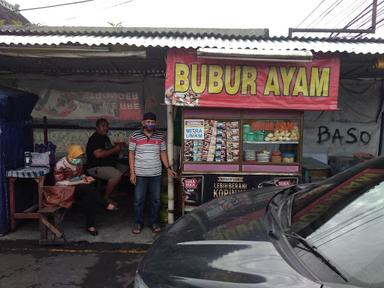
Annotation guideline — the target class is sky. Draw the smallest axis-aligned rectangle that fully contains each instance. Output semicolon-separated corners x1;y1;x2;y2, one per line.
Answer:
4;0;383;38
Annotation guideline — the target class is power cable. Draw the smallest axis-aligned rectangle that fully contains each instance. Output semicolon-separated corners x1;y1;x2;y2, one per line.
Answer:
307;0;345;27
16;0;96;12
341;1;384;38
108;0;135;7
333;0;379;37
302;0;338;36
342;2;375;29
319;0;364;28
319;4;357;30
353;10;384;38
327;0;367;30
296;0;329;28
355;6;384;29
332;0;367;27
63;0;135;21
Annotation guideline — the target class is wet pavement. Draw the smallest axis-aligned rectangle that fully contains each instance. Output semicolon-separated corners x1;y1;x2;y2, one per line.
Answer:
0;191;165;287
0;240;149;288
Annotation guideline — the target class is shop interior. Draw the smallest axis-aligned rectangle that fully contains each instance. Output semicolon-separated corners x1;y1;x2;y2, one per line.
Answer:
0;46;175;243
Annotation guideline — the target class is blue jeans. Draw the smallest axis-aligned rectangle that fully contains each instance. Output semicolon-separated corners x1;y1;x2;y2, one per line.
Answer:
134;176;161;226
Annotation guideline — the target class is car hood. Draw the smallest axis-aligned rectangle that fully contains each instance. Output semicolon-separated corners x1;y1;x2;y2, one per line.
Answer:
137;187;321;287
139;240;319;288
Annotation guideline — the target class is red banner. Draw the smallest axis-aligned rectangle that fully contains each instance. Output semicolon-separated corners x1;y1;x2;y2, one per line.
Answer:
165;48;340;110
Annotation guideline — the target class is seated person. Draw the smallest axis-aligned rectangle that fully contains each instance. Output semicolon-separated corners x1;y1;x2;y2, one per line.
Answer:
86;118;128;211
54;144;98;236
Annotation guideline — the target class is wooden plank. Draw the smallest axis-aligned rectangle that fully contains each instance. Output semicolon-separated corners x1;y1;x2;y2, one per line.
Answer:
40;216;63;238
39;206;62;214
23;204;38;213
8;177;16;231
14;213;40;219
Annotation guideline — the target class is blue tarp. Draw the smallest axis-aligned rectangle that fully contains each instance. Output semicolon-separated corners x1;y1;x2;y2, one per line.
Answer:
0;86;38;235
0;86;38;120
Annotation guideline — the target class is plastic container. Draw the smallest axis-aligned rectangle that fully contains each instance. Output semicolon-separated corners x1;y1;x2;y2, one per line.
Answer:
254;131;265;141
271;151;282;163
257;151;270;162
246;132;255;141
282;152;295;163
244;150;256;161
243;124;251;134
24;151;32;167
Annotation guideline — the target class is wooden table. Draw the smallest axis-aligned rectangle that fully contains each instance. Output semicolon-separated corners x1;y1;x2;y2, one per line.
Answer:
7;167;50;231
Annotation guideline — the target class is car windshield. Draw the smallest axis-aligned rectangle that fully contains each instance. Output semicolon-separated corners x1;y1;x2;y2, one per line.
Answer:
290;158;384;287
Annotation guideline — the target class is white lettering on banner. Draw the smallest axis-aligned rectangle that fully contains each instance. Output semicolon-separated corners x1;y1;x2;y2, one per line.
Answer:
213;189;245;198
213;177;248;199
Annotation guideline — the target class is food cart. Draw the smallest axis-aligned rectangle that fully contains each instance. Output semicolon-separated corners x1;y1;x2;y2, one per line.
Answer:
165;48;340;212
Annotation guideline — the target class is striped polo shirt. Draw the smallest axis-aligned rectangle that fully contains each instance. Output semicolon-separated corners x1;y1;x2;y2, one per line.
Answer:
129;129;166;177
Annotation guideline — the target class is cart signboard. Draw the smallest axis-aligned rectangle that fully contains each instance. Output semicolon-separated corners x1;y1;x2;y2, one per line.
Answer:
182;174;299;206
165;48;340;110
184;119;204;140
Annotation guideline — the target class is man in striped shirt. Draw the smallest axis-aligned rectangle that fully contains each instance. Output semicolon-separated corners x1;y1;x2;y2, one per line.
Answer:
129;112;176;234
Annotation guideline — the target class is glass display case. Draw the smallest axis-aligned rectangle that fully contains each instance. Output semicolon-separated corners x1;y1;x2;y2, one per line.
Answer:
183;120;240;163
181;109;303;175
180;108;302;210
242;119;300;164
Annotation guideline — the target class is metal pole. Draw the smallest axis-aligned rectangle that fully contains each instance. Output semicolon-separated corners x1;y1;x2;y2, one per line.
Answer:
43;116;48;145
167;104;175;224
372;0;378;32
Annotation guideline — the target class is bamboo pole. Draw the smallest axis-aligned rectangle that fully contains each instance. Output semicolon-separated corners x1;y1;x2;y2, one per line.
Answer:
167;104;175;224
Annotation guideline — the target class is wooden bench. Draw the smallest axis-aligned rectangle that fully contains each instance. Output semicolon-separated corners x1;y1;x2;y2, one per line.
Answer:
38;185;74;246
38;205;67;245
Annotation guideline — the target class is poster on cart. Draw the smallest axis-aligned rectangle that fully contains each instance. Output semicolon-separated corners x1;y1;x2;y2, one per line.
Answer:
202;174;298;203
181;175;204;206
165;48;340;110
184;119;205;140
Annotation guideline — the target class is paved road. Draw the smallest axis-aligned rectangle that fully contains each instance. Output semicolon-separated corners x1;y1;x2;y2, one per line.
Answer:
0;240;149;288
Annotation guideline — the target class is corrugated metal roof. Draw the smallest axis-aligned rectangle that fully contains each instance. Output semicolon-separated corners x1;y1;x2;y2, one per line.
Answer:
0;34;383;54
0;54;165;74
0;26;269;39
0;2;30;25
0;26;383;54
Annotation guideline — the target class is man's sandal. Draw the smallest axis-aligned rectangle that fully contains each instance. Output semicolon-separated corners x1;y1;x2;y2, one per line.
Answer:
86;227;99;236
152;224;161;233
105;202;119;211
132;224;142;234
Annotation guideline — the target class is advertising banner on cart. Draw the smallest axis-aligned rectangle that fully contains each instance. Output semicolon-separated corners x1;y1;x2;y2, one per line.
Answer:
165;48;340;110
181;174;299;204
